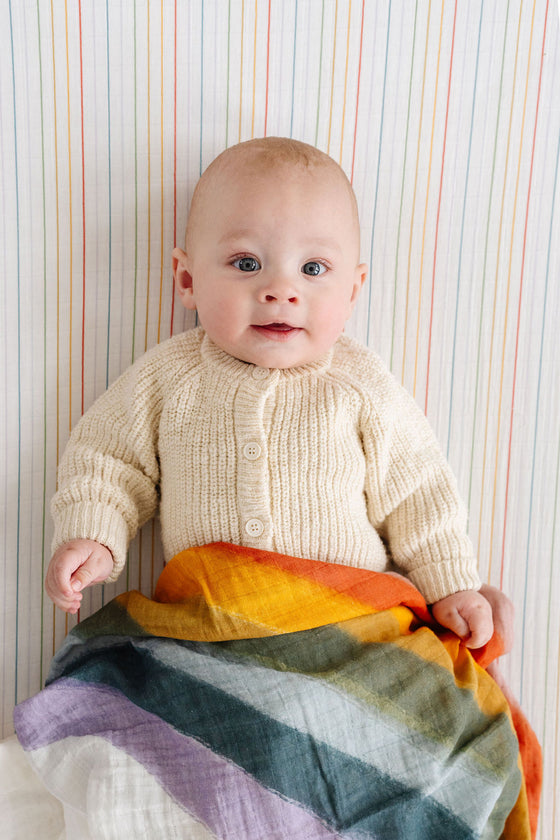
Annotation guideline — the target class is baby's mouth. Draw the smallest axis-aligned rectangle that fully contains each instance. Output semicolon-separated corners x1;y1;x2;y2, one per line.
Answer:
252;323;302;339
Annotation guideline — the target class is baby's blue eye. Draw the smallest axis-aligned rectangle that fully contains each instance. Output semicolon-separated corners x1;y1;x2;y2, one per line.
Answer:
233;256;261;272
302;261;326;276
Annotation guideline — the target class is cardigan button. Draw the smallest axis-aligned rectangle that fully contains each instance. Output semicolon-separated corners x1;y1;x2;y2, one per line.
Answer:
243;442;262;460
251;366;270;380
245;518;264;537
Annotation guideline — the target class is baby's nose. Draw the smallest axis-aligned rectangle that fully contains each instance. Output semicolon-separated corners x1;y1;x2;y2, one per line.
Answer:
264;290;298;303
259;276;299;304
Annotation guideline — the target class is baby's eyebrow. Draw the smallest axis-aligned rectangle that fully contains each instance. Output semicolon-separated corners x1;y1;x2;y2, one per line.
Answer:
218;229;255;246
218;230;344;257
305;238;343;253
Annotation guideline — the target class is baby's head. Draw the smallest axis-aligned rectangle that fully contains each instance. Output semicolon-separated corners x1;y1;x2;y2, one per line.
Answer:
173;137;367;369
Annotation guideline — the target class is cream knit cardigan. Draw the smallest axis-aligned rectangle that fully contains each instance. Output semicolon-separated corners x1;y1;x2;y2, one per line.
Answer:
51;327;481;603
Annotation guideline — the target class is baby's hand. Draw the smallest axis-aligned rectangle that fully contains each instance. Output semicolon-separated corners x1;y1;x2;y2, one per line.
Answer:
45;539;114;614
430;589;494;649
477;583;514;655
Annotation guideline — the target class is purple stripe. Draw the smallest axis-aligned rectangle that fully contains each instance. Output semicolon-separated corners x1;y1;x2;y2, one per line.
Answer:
15;679;342;840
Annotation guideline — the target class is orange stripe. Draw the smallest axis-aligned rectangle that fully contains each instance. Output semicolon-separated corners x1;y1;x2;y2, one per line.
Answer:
64;0;73;433
338;0;353;165
78;0;86;414
263;0;271;136
413;0;445;400
251;0;258;137
50;0;61;466
350;0;365;184
402;0;432;386
477;1;524;571
500;0;548;582
424;0;458;414
170;0;177;336
552;627;560;834
157;0;164;344
238;0;245;142
156;544;430;618
487;0;536;580
145;0;152;352
117;545;428;639
327;0;339;156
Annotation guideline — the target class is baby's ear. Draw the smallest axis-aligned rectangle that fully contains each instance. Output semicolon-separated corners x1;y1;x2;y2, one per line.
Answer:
172;248;197;310
349;263;368;309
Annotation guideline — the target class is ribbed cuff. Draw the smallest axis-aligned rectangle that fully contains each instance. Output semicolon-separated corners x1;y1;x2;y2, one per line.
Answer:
407;558;482;604
51;501;130;583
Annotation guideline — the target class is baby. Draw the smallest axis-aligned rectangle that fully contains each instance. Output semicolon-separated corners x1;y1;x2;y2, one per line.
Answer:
46;137;506;649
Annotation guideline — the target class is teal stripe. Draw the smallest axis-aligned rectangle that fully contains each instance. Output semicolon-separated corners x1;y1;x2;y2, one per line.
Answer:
520;111;560;704
314;0;326;147
467;0;511;512
105;0;112;388
8;0;21;706
390;0;419;370
71;599;148;641
36;0;48;686
131;0;139;366
53;602;521;835
53;642;481;838
367;0;392;342
200;0;204;172
225;0;232;147
446;0;485;456
289;0;298;137
65;599;512;753
221;627;513;758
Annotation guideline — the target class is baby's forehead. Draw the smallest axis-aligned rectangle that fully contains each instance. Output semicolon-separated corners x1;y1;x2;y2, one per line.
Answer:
206;150;336;192
185;139;360;246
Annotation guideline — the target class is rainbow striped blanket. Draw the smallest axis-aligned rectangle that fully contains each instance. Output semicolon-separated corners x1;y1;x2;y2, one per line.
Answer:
15;543;540;839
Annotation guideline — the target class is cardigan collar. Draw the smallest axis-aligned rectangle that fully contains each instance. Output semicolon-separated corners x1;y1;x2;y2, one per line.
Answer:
199;331;334;381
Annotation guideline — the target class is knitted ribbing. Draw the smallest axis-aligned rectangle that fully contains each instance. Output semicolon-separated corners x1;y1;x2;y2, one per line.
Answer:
51;328;481;603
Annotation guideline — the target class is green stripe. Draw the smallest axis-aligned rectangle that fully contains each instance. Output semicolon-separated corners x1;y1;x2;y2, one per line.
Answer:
67;597;516;763
221;621;515;765
467;0;511;513
55;642;478;839
36;0;48;687
53;601;522;835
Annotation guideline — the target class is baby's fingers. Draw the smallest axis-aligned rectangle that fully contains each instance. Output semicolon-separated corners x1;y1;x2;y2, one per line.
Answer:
431;601;469;640
45;539;113;613
431;591;494;650
45;564;83;613
462;602;494;649
70;555;110;592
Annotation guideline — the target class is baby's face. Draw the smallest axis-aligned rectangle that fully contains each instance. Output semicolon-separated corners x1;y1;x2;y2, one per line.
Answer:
174;158;367;369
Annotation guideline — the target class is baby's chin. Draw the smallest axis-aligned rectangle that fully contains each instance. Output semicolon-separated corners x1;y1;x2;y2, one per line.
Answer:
205;325;337;370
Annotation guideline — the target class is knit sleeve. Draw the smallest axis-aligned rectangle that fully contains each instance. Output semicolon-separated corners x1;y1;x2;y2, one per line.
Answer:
51;355;164;583
360;374;481;604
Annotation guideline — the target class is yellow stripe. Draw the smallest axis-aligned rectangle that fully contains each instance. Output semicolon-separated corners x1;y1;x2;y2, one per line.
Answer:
157;0;164;344
413;0;445;398
125;551;510;721
403;0;432;385
251;0;258;137
338;607;415;643
145;0;152;352
338;0;352;165
552;627;560;832
239;0;245;142
153;548;375;633
50;0;60;466
488;0;538;579
327;0;339;156
64;0;73;432
477;2;523;568
477;0;525;574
